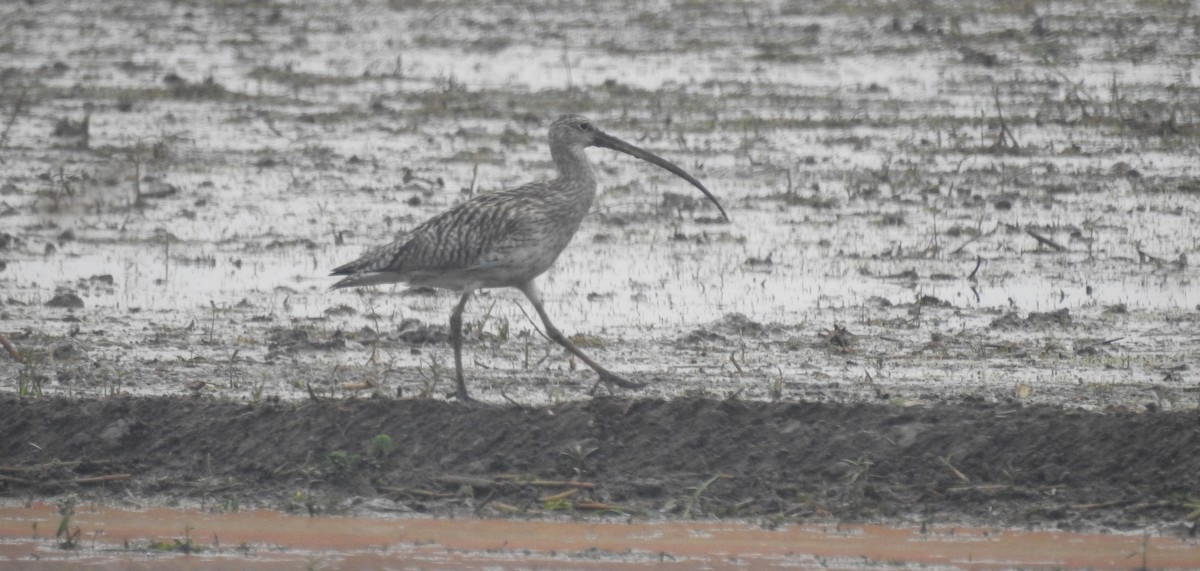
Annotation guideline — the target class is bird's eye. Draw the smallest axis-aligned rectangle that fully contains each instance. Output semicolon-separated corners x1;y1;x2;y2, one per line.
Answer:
579;122;592;131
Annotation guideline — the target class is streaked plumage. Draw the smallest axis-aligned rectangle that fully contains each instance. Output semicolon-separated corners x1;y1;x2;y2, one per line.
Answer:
332;114;727;401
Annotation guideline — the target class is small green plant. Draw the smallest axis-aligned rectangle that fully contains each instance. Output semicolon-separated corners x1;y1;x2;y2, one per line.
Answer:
148;525;199;553
416;355;445;398
249;373;268;402
326;450;353;473
55;498;80;549
683;474;725;519
225;349;241;388
842;456;873;485
17;352;46;398
370;434;394;459
292;490;320;517
102;362;127;398
1182;498;1200;520
769;367;784;402
560;442;599;477
472;300;497;336
303;554;329;571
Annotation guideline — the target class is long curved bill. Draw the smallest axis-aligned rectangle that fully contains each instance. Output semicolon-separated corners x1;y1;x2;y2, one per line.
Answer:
593;130;730;221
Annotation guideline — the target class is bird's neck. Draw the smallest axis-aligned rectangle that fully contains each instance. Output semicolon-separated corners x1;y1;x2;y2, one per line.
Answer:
551;145;598;197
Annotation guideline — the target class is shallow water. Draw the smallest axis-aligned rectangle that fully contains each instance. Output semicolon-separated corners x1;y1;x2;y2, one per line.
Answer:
2;502;1199;570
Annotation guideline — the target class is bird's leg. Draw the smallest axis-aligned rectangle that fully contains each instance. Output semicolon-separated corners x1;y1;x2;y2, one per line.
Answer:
449;291;473;401
519;282;646;392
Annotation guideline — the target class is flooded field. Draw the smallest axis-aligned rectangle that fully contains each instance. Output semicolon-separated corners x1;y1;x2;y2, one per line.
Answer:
2;0;1200;566
3;0;1198;406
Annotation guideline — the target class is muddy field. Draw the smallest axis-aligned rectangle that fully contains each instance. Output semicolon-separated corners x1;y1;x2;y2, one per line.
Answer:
2;0;1200;546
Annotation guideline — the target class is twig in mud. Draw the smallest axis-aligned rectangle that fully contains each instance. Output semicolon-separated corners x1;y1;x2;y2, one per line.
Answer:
946;484;1010;494
401;167;443;190
473;488;498;516
1047;67;1096;120
967;255;982;281
0;92;27;152
305;381;322;401
260;112;284;138
130;143;146;208
949;224;999;255
381;486;455;499
1075;337;1124;354
1070;499;1136;511
0;472;129;485
341;378;375;391
531;479;596;489
488;501;521;514
1025;228;1065;252
498;389;525;409
0;334;23;363
513;301;551;344
820;324;856;353
1128;499;1176;512
989;85;1020;153
940;455;970;483
492;475;597;488
71;474;131;484
467;162;479;197
0;459;114;473
729;352;743;374
538;488;579;504
437;475;498;489
573;500;624;512
1135;243;1163;265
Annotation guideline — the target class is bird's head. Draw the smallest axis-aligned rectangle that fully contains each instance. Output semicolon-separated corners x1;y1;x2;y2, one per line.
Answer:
549;114;600;148
548;114;729;221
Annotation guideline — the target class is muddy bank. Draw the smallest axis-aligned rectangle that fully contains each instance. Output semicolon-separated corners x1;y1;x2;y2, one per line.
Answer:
1;395;1197;532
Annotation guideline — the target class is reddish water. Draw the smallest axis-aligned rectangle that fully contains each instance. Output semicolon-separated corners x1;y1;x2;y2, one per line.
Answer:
1;503;1198;569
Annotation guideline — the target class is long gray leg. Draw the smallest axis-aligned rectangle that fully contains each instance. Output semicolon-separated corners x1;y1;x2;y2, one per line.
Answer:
518;281;646;393
449;291;473;401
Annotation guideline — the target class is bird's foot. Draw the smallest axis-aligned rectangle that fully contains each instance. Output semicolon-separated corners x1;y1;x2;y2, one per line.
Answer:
589;370;647;396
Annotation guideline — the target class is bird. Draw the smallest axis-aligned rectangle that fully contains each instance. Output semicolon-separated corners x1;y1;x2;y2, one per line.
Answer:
331;114;728;401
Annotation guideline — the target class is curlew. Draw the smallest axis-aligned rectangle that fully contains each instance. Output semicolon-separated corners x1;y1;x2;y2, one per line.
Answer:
331;114;727;401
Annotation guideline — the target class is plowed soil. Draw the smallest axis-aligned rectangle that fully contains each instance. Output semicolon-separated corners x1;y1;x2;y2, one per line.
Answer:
2;395;1197;531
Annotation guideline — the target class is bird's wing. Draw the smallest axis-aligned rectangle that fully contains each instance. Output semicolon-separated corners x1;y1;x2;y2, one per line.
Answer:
330;183;543;284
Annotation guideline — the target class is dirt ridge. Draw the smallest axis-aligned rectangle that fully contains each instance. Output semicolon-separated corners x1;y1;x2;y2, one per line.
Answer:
1;396;1197;531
